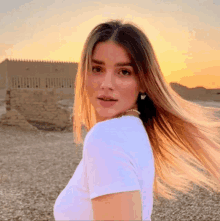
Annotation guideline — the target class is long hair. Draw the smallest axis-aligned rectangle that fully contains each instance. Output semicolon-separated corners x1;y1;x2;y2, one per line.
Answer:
72;19;220;202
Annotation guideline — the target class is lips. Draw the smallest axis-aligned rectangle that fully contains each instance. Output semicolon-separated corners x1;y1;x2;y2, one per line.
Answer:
98;98;118;108
98;96;118;101
98;98;117;101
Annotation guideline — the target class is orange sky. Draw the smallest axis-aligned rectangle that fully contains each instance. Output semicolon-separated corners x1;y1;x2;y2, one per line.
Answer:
1;1;220;89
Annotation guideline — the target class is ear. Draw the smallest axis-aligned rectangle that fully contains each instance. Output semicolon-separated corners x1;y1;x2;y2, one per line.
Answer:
139;88;145;94
138;82;145;94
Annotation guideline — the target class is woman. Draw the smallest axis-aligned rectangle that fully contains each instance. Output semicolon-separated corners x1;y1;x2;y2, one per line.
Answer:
54;19;220;220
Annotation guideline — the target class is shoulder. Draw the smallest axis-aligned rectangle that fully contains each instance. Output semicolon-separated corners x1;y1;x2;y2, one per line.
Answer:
85;116;143;143
92;116;142;136
87;117;125;137
83;116;148;154
83;117;127;152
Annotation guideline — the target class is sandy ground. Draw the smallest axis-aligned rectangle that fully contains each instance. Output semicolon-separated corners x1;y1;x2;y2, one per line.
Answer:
1;125;220;221
1;100;220;220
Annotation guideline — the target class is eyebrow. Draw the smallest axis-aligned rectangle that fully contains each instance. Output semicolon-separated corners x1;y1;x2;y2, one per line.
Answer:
91;59;133;67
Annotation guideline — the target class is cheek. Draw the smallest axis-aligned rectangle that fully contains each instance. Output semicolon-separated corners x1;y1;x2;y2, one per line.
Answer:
119;83;139;100
86;78;97;94
87;75;99;88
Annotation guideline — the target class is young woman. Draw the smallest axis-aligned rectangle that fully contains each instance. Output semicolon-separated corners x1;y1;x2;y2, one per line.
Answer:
54;19;220;220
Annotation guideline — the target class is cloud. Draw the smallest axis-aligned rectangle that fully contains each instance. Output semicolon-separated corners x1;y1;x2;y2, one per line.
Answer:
0;44;14;61
189;27;220;50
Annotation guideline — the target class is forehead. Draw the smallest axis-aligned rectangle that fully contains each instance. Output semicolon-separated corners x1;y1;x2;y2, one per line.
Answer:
92;42;131;63
91;42;135;70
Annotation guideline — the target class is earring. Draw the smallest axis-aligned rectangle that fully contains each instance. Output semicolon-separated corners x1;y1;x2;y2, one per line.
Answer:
141;93;146;100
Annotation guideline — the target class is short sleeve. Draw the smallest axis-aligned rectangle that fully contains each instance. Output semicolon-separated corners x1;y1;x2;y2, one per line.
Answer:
83;126;141;200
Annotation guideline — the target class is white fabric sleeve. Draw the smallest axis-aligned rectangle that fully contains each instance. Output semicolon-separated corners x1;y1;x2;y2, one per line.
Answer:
83;126;141;200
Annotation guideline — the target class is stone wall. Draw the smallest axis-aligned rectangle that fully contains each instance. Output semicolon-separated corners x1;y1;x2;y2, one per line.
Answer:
0;58;78;131
0;88;75;132
0;89;6;99
1;59;78;89
0;60;7;89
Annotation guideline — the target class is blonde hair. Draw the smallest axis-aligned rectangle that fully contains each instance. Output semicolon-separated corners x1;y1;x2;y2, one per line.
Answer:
72;19;220;202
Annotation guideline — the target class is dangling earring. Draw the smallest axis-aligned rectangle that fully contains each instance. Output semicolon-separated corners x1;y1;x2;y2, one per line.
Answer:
141;93;146;100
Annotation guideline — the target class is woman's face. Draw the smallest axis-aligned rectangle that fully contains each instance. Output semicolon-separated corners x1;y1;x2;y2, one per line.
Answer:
86;41;144;122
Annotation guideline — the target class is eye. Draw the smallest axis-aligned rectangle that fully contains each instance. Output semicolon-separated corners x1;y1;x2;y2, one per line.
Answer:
120;69;132;76
92;66;102;73
91;66;132;76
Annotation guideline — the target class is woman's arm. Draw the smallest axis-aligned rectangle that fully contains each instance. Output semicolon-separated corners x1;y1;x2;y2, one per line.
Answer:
92;190;142;220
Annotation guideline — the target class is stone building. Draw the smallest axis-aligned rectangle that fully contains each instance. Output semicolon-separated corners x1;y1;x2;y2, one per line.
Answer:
0;58;78;131
0;58;78;93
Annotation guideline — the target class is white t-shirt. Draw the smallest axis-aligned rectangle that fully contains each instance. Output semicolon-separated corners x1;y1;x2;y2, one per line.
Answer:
54;115;155;221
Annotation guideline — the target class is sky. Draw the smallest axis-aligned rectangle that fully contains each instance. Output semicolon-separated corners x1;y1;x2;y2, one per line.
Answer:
0;0;220;89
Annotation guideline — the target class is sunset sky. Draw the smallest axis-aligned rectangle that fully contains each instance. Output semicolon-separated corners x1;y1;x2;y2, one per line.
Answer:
1;0;220;89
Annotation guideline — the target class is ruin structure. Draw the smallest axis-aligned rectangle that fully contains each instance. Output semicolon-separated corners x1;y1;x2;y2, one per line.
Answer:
0;58;78;131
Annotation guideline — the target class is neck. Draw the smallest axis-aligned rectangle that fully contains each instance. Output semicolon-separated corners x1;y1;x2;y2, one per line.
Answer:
123;109;140;117
96;107;140;122
115;108;140;119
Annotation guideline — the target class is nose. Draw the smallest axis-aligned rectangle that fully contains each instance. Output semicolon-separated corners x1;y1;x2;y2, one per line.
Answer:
100;71;115;89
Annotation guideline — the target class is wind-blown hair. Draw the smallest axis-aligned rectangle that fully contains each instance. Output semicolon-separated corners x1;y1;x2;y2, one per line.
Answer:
72;19;220;202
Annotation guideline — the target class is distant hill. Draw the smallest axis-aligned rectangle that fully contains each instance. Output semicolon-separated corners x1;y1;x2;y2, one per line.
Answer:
169;82;220;102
